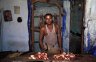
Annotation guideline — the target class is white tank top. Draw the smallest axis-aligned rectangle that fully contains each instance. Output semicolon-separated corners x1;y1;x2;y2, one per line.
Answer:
43;24;58;49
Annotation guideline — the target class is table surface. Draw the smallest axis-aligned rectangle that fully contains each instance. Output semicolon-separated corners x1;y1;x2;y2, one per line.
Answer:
0;52;96;62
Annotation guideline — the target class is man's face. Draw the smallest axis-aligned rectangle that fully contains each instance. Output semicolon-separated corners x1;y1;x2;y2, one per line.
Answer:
45;15;52;25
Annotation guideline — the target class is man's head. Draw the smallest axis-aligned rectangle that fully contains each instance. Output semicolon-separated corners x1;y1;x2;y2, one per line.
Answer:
44;13;53;25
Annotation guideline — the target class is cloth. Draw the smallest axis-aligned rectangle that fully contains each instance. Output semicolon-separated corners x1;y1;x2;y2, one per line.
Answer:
43;24;59;54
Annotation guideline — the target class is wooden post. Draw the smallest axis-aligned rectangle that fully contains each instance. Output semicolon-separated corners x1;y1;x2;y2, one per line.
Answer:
31;4;34;51
81;0;86;54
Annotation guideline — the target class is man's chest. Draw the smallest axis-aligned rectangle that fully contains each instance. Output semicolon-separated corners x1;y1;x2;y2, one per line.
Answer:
44;29;57;36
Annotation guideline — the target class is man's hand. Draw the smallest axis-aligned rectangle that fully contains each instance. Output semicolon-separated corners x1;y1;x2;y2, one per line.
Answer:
59;48;63;53
41;48;48;52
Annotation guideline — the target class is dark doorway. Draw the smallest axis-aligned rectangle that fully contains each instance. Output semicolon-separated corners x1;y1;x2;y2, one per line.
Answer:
69;0;85;54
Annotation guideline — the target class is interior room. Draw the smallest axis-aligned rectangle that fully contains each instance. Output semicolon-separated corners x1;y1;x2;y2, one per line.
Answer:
0;0;96;62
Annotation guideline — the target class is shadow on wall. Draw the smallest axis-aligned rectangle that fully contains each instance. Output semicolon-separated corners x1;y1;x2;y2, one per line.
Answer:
5;40;29;52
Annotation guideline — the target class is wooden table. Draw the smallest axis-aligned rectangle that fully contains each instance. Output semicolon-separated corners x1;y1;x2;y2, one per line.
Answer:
0;52;96;62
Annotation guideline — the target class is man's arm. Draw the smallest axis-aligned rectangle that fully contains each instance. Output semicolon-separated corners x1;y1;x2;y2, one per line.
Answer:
57;25;63;51
39;27;45;51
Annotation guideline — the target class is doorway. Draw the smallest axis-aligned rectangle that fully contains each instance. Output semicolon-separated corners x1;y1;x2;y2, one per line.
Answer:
32;1;63;52
69;0;85;54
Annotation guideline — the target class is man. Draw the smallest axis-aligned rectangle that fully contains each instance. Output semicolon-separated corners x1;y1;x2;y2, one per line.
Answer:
39;13;63;54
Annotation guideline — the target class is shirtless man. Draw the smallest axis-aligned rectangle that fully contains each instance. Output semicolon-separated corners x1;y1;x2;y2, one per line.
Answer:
39;13;63;54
